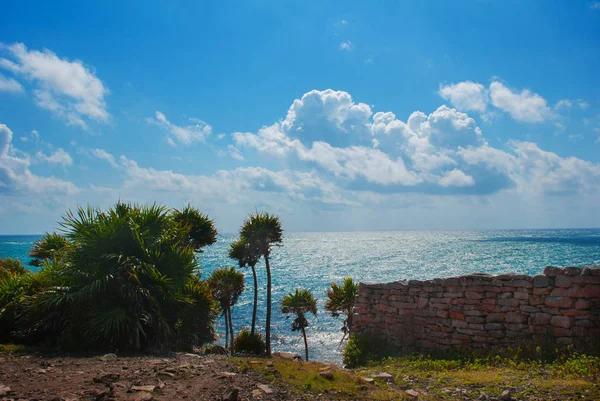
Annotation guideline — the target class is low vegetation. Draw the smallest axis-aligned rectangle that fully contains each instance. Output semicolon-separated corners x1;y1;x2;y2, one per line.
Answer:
239;351;600;400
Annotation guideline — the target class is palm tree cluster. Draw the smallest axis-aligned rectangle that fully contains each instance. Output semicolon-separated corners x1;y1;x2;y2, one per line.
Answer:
228;211;283;356
2;204;361;361
0;202;219;351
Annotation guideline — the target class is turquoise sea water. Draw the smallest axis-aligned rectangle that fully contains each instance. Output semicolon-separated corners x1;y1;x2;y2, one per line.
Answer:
1;229;600;362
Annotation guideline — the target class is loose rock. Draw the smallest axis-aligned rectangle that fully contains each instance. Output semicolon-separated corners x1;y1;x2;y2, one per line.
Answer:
256;384;273;394
319;370;334;380
371;372;395;383
500;389;512;401
131;385;156;392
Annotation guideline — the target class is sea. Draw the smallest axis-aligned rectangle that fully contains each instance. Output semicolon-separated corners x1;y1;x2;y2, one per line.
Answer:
2;229;600;363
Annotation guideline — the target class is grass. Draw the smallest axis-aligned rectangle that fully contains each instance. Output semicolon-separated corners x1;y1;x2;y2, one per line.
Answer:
237;352;600;400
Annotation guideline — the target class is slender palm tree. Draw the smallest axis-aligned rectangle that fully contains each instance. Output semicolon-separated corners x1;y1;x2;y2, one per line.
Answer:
280;288;317;361
325;277;359;346
207;266;245;354
229;238;260;335
240;212;283;356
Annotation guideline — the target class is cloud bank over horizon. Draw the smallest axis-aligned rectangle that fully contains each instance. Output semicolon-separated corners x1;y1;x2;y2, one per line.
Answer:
1;34;600;233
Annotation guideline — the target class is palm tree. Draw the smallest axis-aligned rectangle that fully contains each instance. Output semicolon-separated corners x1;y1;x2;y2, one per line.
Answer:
207;266;245;354
325;277;359;346
229;238;260;335
280;288;317;361
28;232;71;267
171;205;218;252
240;212;283;356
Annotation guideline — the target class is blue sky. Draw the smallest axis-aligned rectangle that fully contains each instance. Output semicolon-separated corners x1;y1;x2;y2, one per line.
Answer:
1;1;600;234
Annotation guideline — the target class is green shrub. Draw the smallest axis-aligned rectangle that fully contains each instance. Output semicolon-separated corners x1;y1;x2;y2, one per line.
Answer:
344;334;378;368
2;202;220;352
234;329;266;355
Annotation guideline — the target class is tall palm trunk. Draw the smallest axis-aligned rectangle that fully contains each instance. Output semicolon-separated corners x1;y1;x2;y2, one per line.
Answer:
224;310;229;350
301;326;309;361
228;306;234;355
250;264;258;336
265;255;272;356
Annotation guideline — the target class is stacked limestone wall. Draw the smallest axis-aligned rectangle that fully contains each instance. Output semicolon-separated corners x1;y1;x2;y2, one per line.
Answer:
352;266;600;353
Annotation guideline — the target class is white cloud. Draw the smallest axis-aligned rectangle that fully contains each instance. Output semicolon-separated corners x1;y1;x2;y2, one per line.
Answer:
339;40;354;51
0;123;13;156
0;74;23;92
0;43;109;129
148;111;212;145
91;148;118;167
439;169;475;187
555;98;589;110
36;148;73;167
489;81;552;123
228;145;244;161
439;81;488;112
0;122;77;197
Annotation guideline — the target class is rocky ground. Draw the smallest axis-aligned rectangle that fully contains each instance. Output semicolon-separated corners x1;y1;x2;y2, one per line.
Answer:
0;351;304;401
1;350;598;401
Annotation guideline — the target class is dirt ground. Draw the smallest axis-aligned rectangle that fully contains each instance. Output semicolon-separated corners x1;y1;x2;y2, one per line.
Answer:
0;352;307;401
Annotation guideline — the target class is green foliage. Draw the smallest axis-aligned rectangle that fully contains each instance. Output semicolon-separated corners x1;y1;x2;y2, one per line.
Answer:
0;258;29;278
171;205;217;252
207;266;245;312
229;238;260;268
325;277;359;336
0;258;32;342
240;211;283;257
343;334;379;368
281;288;318;331
234;329;265;355
28;232;71;267
2;202;219;351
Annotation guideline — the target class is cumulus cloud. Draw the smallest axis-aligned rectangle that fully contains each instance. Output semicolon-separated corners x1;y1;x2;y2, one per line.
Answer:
148;111;212;145
91;148;118;167
36;148;73;167
0;122;77;196
234;88;600;197
439;80;558;123
439;81;488;112
0;43;109;129
0;74;23;92
489;81;552;123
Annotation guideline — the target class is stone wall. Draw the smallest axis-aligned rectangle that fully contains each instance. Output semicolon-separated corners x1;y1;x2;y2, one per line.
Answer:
352;266;600;354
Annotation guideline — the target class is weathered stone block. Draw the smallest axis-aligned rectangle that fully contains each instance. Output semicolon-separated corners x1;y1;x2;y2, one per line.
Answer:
583;285;600;298
498;298;520;307
506;312;527;323
575;299;591;310
449;311;465;320
465;291;485;299
551;316;571;328
533;275;549;287
545;296;574;308
575;319;592;328
466;316;486;324
487;313;505;323
514;291;529;300
562;266;583;276
464;310;487;317
529;313;552;326
544;266;562;276
503;279;533;288
555;275;572;288
452;319;468;329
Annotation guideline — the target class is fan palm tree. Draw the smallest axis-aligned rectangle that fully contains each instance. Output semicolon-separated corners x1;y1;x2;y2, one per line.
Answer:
229;238;260;335
28;232;71;267
240;212;283;356
280;288;317;361
207;266;245;354
24;202;218;351
171;205;218;252
325;277;359;345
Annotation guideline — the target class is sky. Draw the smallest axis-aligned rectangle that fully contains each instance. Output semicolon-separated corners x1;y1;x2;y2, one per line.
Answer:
1;1;600;234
